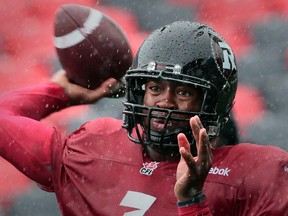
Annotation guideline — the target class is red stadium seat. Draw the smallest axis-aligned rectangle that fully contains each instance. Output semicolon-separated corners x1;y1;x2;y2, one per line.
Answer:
94;5;147;56
0;58;51;93
233;84;266;136
263;0;288;16
196;0;272;26
96;5;141;35
0;158;33;212
126;32;149;57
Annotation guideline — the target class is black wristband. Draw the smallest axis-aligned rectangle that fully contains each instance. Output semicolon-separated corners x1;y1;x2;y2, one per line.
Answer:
177;192;206;207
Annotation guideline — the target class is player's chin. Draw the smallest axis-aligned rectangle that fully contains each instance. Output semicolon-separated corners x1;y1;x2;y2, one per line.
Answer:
150;119;188;133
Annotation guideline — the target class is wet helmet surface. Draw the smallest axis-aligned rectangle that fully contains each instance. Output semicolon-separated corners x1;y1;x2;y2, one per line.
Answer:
122;21;238;149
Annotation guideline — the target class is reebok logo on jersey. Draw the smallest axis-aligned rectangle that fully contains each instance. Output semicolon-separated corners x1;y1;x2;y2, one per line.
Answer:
209;166;231;176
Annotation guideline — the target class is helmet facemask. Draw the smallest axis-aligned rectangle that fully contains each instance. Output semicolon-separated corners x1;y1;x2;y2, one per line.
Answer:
122;21;238;152
122;65;222;151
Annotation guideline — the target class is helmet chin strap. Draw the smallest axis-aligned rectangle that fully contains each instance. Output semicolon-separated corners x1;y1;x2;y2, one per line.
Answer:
144;127;197;156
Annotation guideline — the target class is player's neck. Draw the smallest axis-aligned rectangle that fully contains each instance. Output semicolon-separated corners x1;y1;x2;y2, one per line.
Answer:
144;146;180;162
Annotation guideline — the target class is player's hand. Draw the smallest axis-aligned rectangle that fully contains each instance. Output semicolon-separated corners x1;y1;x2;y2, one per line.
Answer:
174;115;213;202
51;70;119;105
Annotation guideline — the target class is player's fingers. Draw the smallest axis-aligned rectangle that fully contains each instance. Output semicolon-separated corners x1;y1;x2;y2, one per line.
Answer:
51;69;69;86
190;115;203;150
102;78;125;98
177;133;196;169
78;78;118;103
197;128;213;170
99;78;119;90
195;115;204;130
177;133;190;151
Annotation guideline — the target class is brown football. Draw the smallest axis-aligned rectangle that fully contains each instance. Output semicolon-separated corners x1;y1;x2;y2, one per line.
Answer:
54;4;133;89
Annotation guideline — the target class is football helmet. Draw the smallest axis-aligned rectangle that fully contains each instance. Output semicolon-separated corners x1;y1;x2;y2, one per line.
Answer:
122;21;238;149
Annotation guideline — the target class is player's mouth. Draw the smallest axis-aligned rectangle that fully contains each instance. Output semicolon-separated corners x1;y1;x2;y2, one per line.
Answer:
143;110;190;133
150;116;173;132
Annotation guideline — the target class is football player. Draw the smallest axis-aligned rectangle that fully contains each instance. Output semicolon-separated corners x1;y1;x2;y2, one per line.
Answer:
0;21;287;216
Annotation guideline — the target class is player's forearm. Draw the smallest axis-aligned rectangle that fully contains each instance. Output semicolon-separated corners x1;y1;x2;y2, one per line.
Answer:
0;82;69;120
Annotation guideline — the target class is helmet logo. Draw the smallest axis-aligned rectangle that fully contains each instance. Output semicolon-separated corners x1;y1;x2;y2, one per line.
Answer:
218;42;236;71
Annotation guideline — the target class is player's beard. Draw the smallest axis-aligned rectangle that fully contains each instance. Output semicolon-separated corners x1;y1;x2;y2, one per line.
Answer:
142;111;191;155
144;111;190;134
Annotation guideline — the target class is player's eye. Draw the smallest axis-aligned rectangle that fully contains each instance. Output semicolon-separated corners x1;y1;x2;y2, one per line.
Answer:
146;81;162;93
176;86;195;97
149;85;161;92
177;89;192;97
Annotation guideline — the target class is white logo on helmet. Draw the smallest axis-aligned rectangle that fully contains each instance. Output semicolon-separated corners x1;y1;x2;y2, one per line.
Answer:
218;42;236;71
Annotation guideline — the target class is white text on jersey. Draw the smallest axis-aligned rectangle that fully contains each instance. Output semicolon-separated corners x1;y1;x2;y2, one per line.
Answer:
209;167;231;176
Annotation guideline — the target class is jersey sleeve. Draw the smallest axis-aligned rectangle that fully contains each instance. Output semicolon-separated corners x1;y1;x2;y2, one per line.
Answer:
0;82;68;188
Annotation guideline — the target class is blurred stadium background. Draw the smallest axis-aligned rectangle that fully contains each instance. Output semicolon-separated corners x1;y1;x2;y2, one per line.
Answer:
0;0;288;215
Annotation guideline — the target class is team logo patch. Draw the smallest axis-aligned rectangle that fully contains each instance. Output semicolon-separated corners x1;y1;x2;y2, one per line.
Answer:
140;162;159;176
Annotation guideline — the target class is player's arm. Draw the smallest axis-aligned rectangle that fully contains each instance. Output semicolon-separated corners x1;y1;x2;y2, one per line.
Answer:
0;72;118;187
0;82;69;187
175;115;213;216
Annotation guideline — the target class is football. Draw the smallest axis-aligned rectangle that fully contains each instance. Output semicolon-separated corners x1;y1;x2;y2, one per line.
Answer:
54;4;133;90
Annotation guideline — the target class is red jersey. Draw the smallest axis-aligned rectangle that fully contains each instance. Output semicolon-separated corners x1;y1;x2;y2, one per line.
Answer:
0;83;287;216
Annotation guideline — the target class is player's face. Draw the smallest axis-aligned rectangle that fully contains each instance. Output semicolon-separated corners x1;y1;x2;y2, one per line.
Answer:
143;79;203;133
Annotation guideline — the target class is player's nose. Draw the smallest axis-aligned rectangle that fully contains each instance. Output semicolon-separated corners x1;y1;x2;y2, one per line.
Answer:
156;90;176;110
